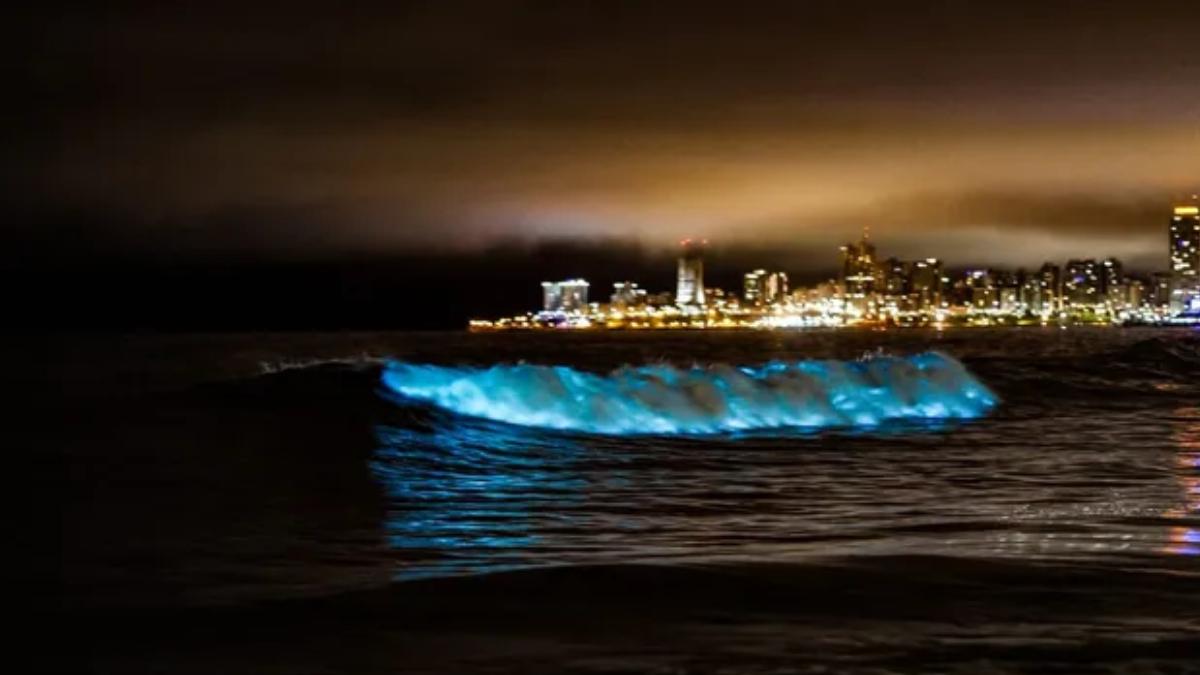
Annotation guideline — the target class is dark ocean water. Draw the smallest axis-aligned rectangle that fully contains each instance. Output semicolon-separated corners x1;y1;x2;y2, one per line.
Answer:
44;328;1199;674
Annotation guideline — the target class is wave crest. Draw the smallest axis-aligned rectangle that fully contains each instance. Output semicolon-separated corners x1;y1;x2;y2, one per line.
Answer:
380;352;997;435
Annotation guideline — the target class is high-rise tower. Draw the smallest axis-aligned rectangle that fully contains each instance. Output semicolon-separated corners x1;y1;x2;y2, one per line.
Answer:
675;239;706;307
839;228;878;316
1169;200;1200;313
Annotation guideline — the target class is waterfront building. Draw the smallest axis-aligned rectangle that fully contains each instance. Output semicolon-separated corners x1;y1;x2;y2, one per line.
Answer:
1100;258;1125;307
767;272;788;304
1151;272;1174;309
1169;203;1200;313
840;229;878;316
1126;279;1145;310
999;286;1020;314
1036;263;1062;313
743;269;766;305
882;257;908;297
993;270;1019;314
474;201;1197;330
1063;259;1101;309
647;291;675;307
705;287;733;309
1170;204;1199;279
1101;258;1124;292
610;281;646;309
1017;270;1041;314
908;258;943;310
965;270;997;311
542;278;589;313
676;239;706;307
744;269;789;306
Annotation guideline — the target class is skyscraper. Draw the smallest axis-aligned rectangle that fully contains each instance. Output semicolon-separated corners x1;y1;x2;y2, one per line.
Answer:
1169;202;1199;313
675;239;706;307
1170;204;1199;279
839;229;877;315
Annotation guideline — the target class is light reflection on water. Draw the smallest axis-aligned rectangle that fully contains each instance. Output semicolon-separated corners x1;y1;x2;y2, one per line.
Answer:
371;416;588;580
1164;406;1199;556
371;399;1200;581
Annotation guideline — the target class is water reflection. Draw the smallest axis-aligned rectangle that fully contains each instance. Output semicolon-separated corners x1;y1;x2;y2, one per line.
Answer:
1164;406;1199;556
369;398;1200;582
371;412;588;580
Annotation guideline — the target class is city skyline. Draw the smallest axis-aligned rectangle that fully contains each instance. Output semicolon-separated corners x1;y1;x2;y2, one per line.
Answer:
10;2;1200;332
477;199;1200;329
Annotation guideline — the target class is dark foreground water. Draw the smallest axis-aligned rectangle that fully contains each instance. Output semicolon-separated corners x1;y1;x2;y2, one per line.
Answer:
41;328;1199;674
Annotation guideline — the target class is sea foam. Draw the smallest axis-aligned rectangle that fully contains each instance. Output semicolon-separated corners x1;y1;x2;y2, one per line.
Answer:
381;352;996;435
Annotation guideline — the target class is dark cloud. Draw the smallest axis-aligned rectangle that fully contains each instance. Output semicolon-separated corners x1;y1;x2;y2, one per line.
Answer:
9;0;1200;278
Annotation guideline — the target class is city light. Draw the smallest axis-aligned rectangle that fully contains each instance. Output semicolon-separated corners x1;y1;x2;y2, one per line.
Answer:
471;203;1200;330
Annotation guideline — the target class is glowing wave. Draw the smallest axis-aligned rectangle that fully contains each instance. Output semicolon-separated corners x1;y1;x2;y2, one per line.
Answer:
381;352;997;435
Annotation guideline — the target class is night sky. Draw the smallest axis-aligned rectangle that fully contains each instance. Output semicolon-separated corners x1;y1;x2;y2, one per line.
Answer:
10;1;1199;329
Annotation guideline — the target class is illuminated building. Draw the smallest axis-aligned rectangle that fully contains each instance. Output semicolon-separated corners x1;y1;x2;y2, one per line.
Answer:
472;201;1193;330
1037;263;1061;313
743;269;765;305
1126;279;1145;310
610;281;646;309
744;269;789;306
993;270;1019;314
1063;259;1101;309
675;239;706;307
1151;272;1174;309
965;270;997;311
1170;204;1199;278
999;286;1020;314
1017;269;1041;314
542;279;589;312
769;272;789;303
840;229;878;316
1169;202;1200;313
908;258;944;310
647;291;674;307
882;257;908;297
1101;257;1125;307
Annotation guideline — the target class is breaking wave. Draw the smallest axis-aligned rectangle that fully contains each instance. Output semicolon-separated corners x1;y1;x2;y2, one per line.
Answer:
380;352;997;435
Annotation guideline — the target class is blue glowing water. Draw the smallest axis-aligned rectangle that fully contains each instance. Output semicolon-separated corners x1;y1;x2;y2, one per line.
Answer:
380;351;996;434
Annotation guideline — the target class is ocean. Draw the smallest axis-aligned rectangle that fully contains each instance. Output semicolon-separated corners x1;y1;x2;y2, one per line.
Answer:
44;328;1199;674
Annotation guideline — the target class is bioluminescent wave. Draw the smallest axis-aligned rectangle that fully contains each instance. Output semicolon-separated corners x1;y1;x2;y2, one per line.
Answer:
380;352;997;434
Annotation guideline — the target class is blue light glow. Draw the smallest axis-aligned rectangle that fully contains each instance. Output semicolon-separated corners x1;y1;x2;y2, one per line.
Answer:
380;351;997;435
371;416;588;580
